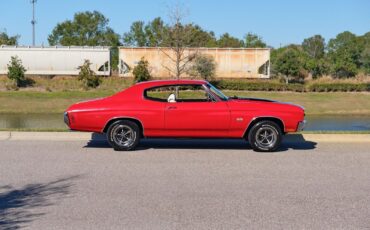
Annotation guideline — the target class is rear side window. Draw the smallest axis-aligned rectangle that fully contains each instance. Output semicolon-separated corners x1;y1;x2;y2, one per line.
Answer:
144;86;176;102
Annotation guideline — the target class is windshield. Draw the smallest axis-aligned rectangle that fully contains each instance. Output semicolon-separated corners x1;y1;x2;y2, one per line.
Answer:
206;83;229;101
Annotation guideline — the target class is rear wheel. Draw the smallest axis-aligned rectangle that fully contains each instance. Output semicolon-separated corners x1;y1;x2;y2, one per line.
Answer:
107;120;140;151
247;120;282;152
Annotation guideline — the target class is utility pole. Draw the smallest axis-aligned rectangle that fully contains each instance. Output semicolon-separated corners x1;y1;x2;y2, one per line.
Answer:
31;0;37;46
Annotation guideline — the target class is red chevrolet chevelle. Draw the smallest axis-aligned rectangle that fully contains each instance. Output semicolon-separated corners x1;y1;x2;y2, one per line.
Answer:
64;80;306;152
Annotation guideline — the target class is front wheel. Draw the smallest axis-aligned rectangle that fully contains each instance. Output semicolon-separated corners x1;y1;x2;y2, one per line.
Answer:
107;120;140;151
247;121;282;152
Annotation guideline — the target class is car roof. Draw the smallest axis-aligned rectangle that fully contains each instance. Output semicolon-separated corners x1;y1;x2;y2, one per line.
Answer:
135;79;208;88
112;79;209;100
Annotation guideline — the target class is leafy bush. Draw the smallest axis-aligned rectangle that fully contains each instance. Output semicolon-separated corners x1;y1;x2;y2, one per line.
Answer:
7;56;26;88
133;57;151;83
78;60;102;89
189;55;216;81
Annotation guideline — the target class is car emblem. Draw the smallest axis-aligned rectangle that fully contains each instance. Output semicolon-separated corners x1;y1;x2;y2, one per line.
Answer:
236;117;244;122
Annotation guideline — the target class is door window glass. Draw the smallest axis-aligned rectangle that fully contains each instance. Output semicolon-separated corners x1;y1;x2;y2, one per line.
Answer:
144;85;214;102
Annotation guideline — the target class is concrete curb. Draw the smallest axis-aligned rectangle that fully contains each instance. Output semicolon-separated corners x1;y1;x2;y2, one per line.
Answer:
0;131;92;141
296;134;370;143
0;131;369;143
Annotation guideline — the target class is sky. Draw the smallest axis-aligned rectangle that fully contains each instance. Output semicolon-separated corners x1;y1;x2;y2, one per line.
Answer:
0;0;369;48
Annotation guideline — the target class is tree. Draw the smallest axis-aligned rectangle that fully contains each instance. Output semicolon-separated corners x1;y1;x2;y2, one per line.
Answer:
272;46;306;83
78;60;101;89
123;17;217;48
185;25;217;47
7;56;26;87
145;17;167;47
0;31;19;45
48;11;121;71
305;57;330;79
301;35;328;78
217;33;244;48
123;21;147;46
160;4;199;79
133;57;151;83
189;55;216;81
48;11;120;46
359;32;370;74
244;32;266;48
302;35;325;59
327;31;362;78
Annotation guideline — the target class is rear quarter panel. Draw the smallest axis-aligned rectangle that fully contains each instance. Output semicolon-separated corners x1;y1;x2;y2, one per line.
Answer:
68;91;165;134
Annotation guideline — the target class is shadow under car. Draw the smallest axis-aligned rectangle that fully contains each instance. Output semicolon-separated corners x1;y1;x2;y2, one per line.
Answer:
84;133;317;152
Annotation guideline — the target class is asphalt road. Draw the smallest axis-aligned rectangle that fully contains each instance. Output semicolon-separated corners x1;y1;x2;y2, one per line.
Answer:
1;138;370;229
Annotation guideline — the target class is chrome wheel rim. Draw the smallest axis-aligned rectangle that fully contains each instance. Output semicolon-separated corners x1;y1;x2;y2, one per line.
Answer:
112;125;136;147
255;126;277;148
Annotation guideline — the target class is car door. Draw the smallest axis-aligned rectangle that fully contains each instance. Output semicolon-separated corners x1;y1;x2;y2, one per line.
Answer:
164;84;230;137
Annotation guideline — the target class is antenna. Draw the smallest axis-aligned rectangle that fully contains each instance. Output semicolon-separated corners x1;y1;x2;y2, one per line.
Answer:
31;0;37;46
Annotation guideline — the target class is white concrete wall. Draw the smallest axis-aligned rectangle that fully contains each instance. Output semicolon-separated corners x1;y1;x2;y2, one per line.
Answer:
0;46;111;76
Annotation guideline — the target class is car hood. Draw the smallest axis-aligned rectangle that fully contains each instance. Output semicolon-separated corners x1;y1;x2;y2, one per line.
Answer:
229;97;305;112
230;97;276;103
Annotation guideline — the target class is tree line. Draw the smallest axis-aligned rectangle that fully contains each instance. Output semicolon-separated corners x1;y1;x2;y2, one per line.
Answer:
1;10;369;79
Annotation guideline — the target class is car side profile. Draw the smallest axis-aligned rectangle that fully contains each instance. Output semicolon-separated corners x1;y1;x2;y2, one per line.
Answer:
64;80;306;152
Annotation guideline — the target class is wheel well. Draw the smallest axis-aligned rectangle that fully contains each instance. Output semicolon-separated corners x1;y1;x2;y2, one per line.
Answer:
103;118;144;137
243;117;285;138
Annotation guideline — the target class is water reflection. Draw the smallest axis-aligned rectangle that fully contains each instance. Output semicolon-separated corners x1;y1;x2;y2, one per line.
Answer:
305;115;370;131
0;113;369;131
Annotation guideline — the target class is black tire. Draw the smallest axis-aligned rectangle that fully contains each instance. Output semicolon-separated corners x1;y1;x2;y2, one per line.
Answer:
106;120;140;151
247;120;282;152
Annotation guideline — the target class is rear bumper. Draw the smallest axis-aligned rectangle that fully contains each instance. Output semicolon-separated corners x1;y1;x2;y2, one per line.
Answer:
296;120;306;131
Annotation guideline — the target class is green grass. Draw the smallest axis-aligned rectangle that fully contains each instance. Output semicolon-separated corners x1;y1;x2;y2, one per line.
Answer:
0;91;113;113
1;90;370;115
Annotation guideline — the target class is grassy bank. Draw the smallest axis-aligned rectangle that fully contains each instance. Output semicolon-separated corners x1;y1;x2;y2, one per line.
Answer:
1;90;370;115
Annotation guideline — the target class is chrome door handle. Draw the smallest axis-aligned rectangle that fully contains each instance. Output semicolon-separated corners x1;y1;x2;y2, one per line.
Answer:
167;106;177;110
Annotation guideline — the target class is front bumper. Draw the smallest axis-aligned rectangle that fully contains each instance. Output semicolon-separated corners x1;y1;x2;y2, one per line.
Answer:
296;120;307;131
63;112;70;127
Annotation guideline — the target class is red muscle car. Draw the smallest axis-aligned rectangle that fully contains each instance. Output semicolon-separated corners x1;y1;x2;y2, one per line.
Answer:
64;80;306;152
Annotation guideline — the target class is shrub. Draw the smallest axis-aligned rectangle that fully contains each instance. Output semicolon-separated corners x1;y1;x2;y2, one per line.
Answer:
78;60;102;89
210;79;305;92
308;83;368;92
189;55;216;81
133;57;151;83
7;56;26;88
210;79;369;92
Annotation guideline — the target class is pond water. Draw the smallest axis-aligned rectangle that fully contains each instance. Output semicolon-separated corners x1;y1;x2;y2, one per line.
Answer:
0;113;369;131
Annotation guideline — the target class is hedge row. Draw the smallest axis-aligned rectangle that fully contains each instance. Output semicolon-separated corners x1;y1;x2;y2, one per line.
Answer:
210;80;370;92
307;83;370;92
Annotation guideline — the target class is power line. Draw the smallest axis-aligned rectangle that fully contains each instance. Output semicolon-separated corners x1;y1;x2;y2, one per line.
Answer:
31;0;37;46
